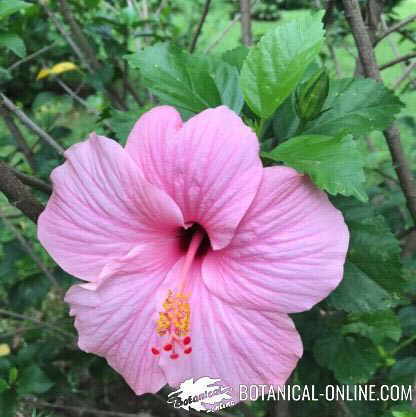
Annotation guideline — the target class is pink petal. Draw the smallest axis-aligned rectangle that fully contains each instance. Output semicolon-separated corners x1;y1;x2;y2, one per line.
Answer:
64;244;177;395
38;134;184;282
125;105;263;250
202;166;349;313
125;105;183;180
158;261;302;401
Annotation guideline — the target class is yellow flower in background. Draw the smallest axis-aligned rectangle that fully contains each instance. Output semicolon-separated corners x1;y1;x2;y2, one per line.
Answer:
50;62;78;75
0;344;10;357
36;68;51;80
36;61;78;80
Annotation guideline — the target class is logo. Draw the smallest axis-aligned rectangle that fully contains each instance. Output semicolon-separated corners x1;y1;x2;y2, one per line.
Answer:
167;377;234;412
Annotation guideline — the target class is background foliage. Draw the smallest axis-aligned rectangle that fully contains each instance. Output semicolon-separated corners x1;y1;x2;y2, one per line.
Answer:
0;0;416;416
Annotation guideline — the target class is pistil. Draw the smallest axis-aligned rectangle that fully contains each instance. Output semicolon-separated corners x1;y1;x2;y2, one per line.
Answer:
151;227;205;360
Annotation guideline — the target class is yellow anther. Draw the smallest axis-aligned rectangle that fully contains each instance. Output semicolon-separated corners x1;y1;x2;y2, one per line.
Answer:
156;313;170;335
156;290;191;337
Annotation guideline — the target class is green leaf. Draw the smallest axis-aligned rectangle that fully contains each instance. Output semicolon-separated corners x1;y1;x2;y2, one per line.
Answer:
347;215;403;293
244;400;269;416
32;92;73;115
346;401;381;417
0;390;17;417
9;273;51;313
17;365;53;395
272;94;299;143
8;367;17;384
85;65;114;91
329;199;404;312
129;43;221;114
213;62;244;114
16;345;39;366
332;195;374;221
85;0;101;7
0;67;11;83
389;358;416;385
390;406;416;417
304;78;403;136
314;334;379;384
264;134;367;201
108;106;148;145
0;240;25;283
0;0;31;19
0;33;26;58
33;142;61;179
222;46;249;70
296;352;333;391
0;379;9;394
240;12;325;118
327;262;393;313
398;306;416;336
343;310;402;343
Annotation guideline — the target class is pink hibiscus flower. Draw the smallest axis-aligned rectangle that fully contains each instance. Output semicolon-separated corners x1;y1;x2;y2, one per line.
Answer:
37;106;349;400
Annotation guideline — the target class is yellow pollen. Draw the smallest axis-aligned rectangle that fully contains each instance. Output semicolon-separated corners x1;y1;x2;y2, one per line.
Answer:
156;290;191;337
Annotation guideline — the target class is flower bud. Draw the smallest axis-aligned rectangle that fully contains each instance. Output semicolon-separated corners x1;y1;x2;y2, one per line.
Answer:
295;69;329;122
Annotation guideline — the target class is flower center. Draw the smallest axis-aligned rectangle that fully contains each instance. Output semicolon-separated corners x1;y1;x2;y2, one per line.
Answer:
151;226;206;360
178;223;211;257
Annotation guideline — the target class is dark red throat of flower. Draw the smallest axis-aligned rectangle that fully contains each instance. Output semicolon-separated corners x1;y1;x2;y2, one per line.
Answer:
151;224;209;360
178;223;211;258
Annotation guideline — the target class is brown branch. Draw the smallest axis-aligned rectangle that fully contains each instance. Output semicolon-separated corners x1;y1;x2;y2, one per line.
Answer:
240;0;253;46
10;168;52;194
0;309;74;339
36;396;235;417
380;16;406;70
365;0;383;41
56;0;127;110
189;0;212;53
41;0;126;110
342;0;416;225
323;0;336;28
337;400;354;417
205;13;241;53
125;80;143;107
115;60;143;106
56;77;94;110
26;400;141;417
375;13;416;46
402;229;416;258
8;43;57;72
0;104;36;171
57;0;100;70
39;2;87;69
0;160;45;223
398;29;416;45
379;52;416;70
327;42;343;77
205;0;259;53
0;93;65;155
343;0;379;79
397;226;416;240
55;77;113;130
393;61;416;89
373;168;399;185
380;16;416;89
